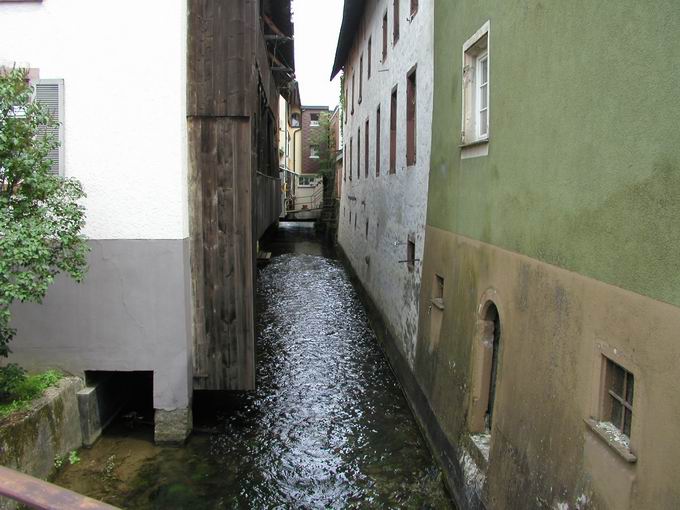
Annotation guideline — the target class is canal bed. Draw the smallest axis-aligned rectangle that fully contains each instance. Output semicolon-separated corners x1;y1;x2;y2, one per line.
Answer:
53;222;453;509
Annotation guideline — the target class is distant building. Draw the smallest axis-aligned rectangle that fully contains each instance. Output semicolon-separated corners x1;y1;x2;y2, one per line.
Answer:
279;81;302;216
1;0;295;443
293;105;330;218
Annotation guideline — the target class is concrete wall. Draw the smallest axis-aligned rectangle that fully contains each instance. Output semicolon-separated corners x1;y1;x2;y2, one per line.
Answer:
417;1;680;508
10;240;192;413
0;0;193;433
337;0;434;366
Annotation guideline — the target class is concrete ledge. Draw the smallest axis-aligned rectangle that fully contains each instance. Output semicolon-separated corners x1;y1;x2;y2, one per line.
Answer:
337;246;485;510
0;377;84;510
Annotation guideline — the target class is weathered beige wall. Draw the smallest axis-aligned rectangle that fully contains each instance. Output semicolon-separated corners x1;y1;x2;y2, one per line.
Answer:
416;226;680;509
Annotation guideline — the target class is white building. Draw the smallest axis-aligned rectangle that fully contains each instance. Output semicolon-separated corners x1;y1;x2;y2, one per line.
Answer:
1;0;293;443
332;0;433;366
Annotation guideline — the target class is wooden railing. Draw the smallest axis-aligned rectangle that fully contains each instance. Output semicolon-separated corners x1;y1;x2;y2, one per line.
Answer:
0;466;118;510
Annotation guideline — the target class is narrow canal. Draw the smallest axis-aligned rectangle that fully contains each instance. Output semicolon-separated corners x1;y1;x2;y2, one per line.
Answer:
54;222;453;509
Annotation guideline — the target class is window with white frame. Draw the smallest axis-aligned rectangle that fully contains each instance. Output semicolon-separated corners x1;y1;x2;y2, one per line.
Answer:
309;144;319;158
462;22;490;145
310;113;320;127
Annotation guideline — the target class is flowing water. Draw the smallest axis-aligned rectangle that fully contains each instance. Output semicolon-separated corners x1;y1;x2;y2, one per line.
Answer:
53;222;453;509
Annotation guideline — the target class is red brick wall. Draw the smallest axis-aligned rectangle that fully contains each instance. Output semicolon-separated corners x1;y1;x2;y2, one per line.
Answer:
301;107;328;174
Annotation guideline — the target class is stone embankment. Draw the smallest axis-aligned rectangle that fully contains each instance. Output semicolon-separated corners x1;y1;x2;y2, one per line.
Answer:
0;377;83;510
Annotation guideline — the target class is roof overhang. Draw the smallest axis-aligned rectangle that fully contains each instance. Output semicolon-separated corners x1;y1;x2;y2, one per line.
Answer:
330;0;366;80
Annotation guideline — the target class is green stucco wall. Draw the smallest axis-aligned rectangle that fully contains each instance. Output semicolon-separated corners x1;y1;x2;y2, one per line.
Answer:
428;0;680;307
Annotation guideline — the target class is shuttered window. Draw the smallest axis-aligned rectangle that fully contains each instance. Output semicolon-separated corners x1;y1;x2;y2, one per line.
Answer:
35;79;64;176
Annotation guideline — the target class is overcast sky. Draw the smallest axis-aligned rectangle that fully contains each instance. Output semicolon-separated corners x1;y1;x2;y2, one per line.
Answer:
292;0;344;108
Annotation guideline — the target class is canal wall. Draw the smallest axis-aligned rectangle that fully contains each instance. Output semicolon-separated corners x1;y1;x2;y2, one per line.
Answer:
0;377;84;510
337;246;480;510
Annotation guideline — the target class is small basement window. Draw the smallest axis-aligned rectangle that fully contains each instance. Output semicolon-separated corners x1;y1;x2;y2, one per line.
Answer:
407;235;416;272
602;357;635;438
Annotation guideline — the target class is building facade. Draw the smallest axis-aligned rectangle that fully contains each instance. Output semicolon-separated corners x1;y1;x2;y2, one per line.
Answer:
332;0;434;367
1;0;293;443
416;2;680;509
294;105;329;216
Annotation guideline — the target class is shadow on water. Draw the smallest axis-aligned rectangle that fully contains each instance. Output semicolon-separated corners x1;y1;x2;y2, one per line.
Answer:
53;221;453;509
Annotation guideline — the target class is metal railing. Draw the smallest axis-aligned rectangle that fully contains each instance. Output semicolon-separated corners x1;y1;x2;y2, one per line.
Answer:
0;466;118;510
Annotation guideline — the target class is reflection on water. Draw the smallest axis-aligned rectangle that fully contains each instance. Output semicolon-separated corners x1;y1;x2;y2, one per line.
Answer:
53;222;453;509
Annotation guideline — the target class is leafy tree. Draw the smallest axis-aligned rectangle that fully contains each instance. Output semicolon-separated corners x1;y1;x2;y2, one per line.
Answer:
0;67;88;371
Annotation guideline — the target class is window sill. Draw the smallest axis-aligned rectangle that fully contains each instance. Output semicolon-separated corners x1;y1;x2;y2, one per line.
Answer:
459;138;489;149
431;298;444;311
584;418;637;464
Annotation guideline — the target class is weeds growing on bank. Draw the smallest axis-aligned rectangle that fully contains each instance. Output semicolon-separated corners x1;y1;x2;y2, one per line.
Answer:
0;368;63;419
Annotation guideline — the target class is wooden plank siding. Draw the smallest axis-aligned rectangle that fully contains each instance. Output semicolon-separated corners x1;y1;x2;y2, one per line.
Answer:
188;0;282;391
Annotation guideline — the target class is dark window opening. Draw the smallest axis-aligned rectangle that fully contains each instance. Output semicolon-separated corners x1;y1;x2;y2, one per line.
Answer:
365;118;370;178
435;274;444;300
349;138;353;180
351;73;355;115
382;12;388;61
390;87;397;174
406;235;416;271
368;37;372;79
407;68;417;166
357;127;361;179
359;55;363;103
365;219;369;239
603;357;635;438
310;113;320;126
393;0;400;45
485;304;501;432
376;105;381;177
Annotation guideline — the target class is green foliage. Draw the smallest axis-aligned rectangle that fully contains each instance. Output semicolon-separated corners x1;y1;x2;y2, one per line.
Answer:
0;67;88;362
68;450;81;465
0;369;63;417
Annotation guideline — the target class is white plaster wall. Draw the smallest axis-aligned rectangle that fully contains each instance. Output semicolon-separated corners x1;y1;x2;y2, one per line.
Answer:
338;0;434;367
0;0;188;240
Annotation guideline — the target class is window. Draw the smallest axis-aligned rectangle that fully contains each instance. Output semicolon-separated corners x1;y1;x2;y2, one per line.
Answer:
367;38;372;79
344;86;348;124
382;12;388;62
349;138;353;180
468;300;502;437
290;112;300;127
357;127;361;179
390;87;397;174
365;118;369;178
376;105;381;177
393;0;400;45
310;113;320;127
406;67;417;166
462;22;490;145
343;144;347;181
351;73;355;115
365;219;369;239
406;234;416;271
359;55;363;104
410;0;418;18
35;79;65;176
602;357;635;438
310;144;319;158
299;175;316;186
